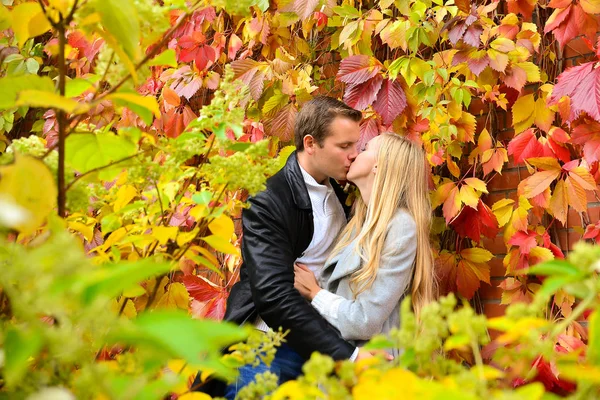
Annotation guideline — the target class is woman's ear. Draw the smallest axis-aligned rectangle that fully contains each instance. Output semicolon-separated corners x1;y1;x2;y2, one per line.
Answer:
372;163;378;174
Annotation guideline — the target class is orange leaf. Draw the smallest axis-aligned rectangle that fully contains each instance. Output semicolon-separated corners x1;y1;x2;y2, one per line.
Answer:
549;179;568;224
519;169;560;198
568;166;597;190
443;185;461;223
163;87;181;107
565;175;588;212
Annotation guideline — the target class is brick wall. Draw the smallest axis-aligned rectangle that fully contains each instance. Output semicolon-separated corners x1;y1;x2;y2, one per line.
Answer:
478;37;600;318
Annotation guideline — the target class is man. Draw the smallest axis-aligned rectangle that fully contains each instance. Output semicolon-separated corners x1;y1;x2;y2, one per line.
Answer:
222;96;370;397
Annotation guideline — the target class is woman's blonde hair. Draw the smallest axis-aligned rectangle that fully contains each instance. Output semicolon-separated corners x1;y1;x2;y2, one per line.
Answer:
328;133;436;319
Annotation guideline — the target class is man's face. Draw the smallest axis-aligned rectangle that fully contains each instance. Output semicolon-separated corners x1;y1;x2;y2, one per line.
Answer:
312;116;360;181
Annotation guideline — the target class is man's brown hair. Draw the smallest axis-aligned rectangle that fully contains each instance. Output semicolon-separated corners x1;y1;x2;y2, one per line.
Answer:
294;96;362;151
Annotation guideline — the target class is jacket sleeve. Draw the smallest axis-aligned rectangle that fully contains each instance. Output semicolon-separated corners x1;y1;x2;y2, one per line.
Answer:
311;211;417;340
242;192;356;360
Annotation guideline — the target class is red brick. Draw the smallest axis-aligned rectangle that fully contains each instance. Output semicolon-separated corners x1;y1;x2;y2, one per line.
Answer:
488;168;531;191
480;280;503;300
586;190;600;203
485;192;508;205
484;302;507;318
564;56;582;68
564;37;594;59
469;97;488;116
482;235;507;255
556;229;584;252
490;256;506;277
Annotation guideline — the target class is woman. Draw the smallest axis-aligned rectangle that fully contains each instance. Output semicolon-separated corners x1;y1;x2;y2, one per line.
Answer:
294;133;436;355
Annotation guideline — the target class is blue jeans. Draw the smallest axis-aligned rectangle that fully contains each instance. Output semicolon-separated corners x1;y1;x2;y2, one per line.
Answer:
224;343;305;400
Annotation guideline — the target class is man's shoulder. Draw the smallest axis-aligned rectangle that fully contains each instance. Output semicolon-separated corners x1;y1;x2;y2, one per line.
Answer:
250;168;292;205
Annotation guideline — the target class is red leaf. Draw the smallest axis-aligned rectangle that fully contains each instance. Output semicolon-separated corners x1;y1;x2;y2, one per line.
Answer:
228;34;242;60
508;230;538;254
194;45;216;71
584;221;600;243
503;64;528;91
357;118;380;152
294;0;319;20
549;62;600;123
372;79;407;125
547;138;572;164
544;4;598;49
508;128;544;164
183;275;222;302
450;199;499;242
572;121;600;163
463;25;483;47
344;75;384;110
337;55;383;85
266;103;298;142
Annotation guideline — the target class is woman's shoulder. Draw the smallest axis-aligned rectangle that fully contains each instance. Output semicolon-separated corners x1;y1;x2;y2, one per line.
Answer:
390;208;416;229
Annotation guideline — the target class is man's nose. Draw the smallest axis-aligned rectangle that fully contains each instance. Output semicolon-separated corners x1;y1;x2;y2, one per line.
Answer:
349;146;358;160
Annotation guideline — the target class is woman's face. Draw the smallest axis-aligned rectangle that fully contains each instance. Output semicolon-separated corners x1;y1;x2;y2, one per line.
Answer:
347;135;381;183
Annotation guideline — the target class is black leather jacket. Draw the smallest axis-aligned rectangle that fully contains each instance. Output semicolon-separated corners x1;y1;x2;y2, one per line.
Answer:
223;151;356;360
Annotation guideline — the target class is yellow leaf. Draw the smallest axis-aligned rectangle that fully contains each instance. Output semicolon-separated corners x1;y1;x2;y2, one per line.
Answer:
156;282;189;310
534;97;554;133
516;62;541;82
0;154;57;234
176;228;199;247
464;177;488;193
15;90;89;114
490;37;515;53
178;392;212;400
208;214;235;239
123;284;145;298
580;0;600;14
492;198;515;227
202;235;240;256
11;2;51;48
113;185;137;211
103;227;127;249
529;246;554;263
474;365;505;380
527;157;561;171
68;221;94;242
512;94;535;133
461;247;493;263
459;185;479;209
569;166;597;190
153;226;178;246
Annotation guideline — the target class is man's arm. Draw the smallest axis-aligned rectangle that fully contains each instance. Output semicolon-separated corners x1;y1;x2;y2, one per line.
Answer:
242;193;355;361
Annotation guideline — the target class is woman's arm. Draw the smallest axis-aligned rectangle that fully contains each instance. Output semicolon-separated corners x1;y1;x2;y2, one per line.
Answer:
311;212;417;340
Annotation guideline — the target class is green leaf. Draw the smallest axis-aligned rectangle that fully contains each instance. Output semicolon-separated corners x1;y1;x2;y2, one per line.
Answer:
3;327;43;388
148;49;177;68
114;310;247;378
0;4;11;31
107;93;160;125
65;132;137;174
53;259;172;305
588;311;600;366
15;90;89;114
0;75;54;110
332;4;361;18
527;260;581;277
94;0;141;62
192;190;212;206
65;78;95;98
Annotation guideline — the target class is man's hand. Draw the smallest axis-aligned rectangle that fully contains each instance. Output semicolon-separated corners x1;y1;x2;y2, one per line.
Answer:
356;348;393;362
294;263;321;300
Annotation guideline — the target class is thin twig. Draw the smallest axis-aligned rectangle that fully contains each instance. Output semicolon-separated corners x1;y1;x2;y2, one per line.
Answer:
64;149;150;192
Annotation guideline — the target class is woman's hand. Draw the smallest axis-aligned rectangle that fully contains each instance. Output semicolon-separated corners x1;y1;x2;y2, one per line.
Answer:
294;263;321;301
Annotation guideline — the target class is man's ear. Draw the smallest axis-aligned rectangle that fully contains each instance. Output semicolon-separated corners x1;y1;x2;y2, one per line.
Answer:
303;135;316;155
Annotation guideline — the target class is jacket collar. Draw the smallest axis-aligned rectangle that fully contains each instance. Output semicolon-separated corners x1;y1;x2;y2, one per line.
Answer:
284;151;350;216
284;151;312;210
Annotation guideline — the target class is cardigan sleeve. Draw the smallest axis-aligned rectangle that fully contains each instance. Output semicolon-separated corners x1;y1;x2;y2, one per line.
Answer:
311;210;417;340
